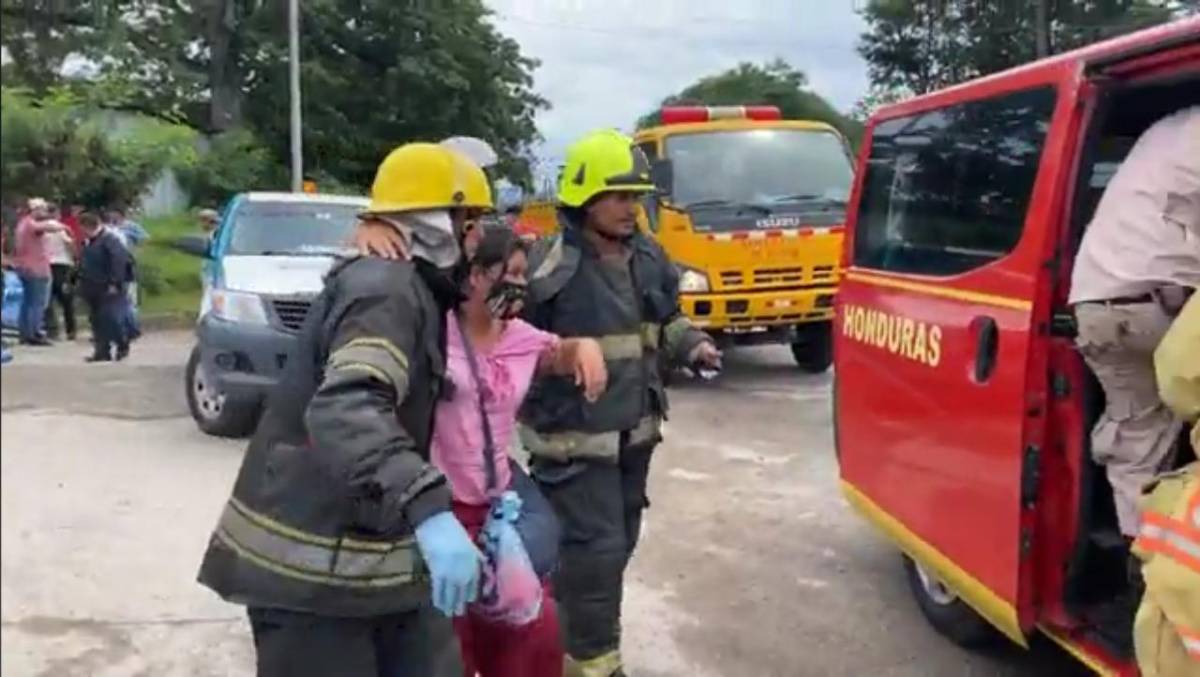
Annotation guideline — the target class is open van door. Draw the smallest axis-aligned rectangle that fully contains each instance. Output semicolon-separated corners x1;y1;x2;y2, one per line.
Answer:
835;68;1078;644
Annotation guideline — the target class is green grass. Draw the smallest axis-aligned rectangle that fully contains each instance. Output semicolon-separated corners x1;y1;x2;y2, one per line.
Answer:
139;213;204;319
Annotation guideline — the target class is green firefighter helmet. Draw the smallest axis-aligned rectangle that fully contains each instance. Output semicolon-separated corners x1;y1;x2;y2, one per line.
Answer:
557;129;654;208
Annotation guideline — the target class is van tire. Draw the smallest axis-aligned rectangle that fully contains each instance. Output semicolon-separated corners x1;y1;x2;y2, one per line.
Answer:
791;322;832;373
902;555;996;647
186;345;260;438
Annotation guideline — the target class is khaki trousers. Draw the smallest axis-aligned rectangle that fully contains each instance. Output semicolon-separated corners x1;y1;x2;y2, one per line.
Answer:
1075;301;1183;536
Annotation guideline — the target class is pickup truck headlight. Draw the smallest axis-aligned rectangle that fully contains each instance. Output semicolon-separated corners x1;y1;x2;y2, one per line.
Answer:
677;266;710;294
211;289;270;326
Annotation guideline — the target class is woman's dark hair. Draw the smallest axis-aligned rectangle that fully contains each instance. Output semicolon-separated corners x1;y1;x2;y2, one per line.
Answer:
469;226;527;274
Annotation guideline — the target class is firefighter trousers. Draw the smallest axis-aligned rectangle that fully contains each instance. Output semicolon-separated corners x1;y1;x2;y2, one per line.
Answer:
533;440;656;662
248;606;462;677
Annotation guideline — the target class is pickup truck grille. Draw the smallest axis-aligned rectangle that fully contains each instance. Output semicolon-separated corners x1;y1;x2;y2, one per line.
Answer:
271;299;312;332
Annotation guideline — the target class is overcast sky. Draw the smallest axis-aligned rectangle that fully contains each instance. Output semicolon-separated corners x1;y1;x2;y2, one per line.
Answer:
486;0;870;176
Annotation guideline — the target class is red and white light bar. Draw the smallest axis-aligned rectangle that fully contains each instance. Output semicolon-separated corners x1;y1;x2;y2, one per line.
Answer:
660;105;782;125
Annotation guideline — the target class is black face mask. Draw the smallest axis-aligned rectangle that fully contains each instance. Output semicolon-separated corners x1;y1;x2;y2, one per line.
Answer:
414;259;465;309
485;280;527;319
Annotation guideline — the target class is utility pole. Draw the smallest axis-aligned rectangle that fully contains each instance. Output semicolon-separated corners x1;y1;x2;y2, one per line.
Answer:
288;0;303;192
1034;0;1050;59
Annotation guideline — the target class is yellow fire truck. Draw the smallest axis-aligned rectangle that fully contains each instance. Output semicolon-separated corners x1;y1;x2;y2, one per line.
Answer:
517;105;854;370
634;105;854;371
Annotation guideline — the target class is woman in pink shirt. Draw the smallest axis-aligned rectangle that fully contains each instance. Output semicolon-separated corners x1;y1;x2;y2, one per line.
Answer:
433;227;606;677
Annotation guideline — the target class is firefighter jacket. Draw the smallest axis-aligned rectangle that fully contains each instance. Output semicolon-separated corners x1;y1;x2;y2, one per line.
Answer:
197;256;451;617
1133;463;1200;673
518;216;709;462
1155;294;1199;452
1133;294;1200;674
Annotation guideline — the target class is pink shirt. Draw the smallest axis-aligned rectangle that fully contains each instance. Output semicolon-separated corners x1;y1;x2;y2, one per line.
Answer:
432;313;558;505
1070;106;1200;303
14;216;53;278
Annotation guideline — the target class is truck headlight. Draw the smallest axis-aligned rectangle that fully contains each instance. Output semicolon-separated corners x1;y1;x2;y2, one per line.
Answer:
211;290;269;325
678;266;710;293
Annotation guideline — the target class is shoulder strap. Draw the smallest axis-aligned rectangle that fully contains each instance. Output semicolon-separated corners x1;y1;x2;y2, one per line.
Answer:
455;315;499;493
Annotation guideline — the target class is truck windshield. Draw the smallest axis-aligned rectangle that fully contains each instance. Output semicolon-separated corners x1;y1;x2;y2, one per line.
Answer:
227;201;362;256
664;129;853;213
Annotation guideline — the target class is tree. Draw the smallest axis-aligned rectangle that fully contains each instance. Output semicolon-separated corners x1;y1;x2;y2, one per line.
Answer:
0;0;548;189
637;60;862;147
0;87;196;209
858;0;1197;95
244;0;548;189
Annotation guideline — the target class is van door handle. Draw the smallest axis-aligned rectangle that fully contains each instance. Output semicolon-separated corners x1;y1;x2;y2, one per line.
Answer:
973;316;999;383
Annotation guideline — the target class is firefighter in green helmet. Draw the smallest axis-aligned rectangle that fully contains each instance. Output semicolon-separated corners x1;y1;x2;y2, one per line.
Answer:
520;129;722;676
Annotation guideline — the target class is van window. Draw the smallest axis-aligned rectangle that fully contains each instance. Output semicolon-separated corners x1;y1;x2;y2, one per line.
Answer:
853;86;1057;276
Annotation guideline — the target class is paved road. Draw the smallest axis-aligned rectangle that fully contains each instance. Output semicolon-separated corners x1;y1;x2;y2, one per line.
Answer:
0;332;1089;676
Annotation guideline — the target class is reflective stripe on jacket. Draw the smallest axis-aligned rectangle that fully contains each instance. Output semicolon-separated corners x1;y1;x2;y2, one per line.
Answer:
1133;463;1200;666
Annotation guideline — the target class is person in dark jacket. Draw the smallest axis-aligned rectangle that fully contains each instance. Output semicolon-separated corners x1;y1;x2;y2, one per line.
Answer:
196;143;494;677
77;213;131;362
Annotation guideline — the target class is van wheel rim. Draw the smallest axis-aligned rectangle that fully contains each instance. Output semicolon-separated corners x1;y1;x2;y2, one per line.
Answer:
915;562;958;605
193;361;225;420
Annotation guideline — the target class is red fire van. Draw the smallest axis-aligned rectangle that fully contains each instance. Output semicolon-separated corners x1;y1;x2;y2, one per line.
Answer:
835;19;1199;676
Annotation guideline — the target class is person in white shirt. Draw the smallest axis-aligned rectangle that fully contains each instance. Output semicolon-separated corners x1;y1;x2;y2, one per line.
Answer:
43;205;78;341
1070;105;1199;540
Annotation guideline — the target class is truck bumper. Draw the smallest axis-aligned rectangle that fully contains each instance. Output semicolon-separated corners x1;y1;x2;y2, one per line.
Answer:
681;287;836;337
196;314;298;402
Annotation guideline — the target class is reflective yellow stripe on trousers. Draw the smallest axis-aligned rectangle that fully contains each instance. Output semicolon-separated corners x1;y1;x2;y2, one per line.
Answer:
216;498;417;587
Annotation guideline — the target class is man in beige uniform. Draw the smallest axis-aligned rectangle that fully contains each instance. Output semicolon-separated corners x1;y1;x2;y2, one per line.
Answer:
1070;105;1199;538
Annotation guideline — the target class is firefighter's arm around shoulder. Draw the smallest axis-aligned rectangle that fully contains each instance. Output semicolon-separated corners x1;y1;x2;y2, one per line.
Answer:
304;286;449;535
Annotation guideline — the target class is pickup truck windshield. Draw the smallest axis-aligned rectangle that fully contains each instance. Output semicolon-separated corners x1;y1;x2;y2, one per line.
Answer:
227;201;362;256
665;129;853;212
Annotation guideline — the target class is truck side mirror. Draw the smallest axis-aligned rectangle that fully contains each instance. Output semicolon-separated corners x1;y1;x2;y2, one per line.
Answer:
650;159;674;198
175;235;212;259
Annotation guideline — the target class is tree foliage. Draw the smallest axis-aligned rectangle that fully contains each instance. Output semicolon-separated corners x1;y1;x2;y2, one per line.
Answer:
636;60;863;147
0;87;196;209
0;0;548;191
175;130;287;208
858;0;1197;95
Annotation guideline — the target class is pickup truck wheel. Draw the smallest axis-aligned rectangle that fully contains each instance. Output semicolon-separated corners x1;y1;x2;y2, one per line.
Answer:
791;322;832;373
186;345;260;438
902;555;996;647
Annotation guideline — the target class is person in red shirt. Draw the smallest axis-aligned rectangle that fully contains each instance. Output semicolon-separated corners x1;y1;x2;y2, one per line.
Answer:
13;198;68;345
60;205;87;256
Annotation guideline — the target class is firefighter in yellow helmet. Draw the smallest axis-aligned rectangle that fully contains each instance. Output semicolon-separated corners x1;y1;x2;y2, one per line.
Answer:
520;129;721;677
197;143;492;677
1133;293;1199;676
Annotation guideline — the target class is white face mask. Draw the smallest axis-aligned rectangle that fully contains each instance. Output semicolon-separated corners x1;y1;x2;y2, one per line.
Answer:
377;210;461;269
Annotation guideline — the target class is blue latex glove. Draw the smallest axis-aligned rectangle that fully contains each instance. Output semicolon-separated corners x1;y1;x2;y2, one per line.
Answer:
492;491;522;523
415;511;482;617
